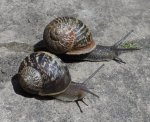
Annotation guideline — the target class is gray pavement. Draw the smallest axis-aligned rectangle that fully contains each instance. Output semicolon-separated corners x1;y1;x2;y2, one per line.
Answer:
0;0;150;122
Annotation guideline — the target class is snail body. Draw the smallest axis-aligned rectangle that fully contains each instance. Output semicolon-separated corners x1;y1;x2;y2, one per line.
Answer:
18;51;102;112
43;17;139;63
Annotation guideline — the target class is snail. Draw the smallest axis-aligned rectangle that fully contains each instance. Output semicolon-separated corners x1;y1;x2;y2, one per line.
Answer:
18;51;104;112
43;17;139;63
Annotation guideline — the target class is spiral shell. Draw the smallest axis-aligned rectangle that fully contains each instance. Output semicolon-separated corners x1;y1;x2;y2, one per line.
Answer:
43;17;96;55
18;51;71;96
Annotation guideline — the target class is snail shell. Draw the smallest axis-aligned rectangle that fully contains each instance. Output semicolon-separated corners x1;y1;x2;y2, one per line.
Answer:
43;17;96;55
18;51;71;96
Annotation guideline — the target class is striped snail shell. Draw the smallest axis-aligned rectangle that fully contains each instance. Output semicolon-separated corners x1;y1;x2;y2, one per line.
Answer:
18;51;71;96
43;17;96;55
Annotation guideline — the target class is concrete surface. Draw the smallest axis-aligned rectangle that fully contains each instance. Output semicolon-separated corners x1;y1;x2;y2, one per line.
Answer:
0;0;150;122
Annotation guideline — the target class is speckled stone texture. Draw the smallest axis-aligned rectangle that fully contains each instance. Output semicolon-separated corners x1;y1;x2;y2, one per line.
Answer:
0;0;150;122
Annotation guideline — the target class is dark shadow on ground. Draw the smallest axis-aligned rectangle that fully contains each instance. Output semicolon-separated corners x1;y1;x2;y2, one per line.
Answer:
33;40;87;63
11;74;54;100
34;40;48;52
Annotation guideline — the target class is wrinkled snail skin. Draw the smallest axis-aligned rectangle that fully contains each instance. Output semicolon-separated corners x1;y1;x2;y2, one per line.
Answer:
55;82;88;102
58;45;117;62
57;44;139;63
18;51;100;111
80;45;117;62
75;45;139;62
43;17;139;63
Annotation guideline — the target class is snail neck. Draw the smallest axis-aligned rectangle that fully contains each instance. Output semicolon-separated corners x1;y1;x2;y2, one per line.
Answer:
54;81;98;102
83;44;139;61
58;45;116;62
58;44;139;64
54;81;98;113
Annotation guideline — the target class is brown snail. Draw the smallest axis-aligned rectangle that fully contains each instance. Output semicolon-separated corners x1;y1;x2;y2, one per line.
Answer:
43;17;139;63
18;51;104;112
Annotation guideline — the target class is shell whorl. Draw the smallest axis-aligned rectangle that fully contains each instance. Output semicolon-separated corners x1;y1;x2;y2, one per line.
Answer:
18;51;71;95
43;17;96;55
